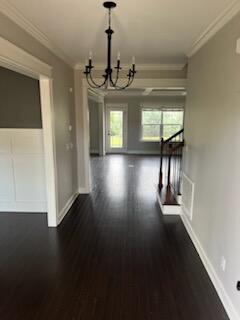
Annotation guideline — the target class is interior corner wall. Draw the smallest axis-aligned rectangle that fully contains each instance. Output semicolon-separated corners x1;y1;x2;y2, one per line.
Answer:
0;12;78;218
105;95;185;154
184;12;240;319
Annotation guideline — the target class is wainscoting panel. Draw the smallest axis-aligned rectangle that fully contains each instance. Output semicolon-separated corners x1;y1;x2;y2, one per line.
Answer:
0;129;47;212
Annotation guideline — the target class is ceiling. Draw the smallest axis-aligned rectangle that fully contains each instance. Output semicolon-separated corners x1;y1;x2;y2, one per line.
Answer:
1;0;237;66
103;88;187;97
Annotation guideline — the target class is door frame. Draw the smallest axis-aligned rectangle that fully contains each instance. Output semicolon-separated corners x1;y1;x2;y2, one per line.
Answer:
106;103;128;153
0;36;58;227
75;68;187;197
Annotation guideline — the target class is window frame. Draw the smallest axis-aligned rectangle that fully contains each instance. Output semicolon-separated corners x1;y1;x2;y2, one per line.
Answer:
139;106;184;142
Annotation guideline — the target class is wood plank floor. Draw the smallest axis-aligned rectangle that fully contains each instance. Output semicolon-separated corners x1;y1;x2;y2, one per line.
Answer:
0;155;229;320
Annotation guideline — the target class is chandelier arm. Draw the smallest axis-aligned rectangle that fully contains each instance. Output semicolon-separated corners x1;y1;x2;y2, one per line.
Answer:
117;74;135;90
88;71;107;88
111;68;120;87
86;73;107;89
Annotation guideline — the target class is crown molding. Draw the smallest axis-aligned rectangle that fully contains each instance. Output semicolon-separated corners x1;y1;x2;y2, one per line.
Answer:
0;0;74;67
75;63;185;71
88;88;105;103
187;0;240;57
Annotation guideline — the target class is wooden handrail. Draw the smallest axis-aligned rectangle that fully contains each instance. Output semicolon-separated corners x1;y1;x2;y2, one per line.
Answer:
163;128;184;144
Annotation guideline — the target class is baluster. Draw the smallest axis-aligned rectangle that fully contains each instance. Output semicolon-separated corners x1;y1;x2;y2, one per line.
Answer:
167;144;172;188
158;137;164;189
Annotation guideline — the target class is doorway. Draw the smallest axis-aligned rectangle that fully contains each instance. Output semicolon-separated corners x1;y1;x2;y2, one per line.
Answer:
106;104;128;153
0;36;58;227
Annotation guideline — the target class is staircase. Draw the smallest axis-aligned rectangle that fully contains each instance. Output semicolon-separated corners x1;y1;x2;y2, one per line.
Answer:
157;129;184;215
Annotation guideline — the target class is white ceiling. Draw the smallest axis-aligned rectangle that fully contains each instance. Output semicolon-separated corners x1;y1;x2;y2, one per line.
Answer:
3;0;237;66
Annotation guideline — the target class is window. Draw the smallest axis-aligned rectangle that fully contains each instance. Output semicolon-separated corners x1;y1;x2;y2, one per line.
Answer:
141;109;162;142
141;108;184;142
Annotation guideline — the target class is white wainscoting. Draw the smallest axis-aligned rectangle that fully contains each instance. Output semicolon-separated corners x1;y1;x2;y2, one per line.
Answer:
0;129;47;212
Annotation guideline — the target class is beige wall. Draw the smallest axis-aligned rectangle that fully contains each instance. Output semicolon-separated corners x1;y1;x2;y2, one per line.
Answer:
0;12;77;214
184;12;240;318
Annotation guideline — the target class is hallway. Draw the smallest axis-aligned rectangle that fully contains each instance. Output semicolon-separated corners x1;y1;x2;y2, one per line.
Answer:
0;155;228;320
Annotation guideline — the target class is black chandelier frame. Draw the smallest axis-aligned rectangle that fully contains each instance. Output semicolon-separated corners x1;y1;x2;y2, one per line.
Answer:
84;1;137;90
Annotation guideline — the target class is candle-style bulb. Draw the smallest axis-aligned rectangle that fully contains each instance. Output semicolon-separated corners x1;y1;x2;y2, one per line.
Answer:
132;56;135;65
117;52;120;60
89;51;92;60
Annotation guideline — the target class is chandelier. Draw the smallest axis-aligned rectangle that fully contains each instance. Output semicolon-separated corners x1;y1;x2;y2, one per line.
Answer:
84;1;137;90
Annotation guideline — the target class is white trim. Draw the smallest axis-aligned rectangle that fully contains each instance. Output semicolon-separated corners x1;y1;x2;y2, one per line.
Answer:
156;191;181;215
127;150;160;155
39;77;58;227
79;187;90;194
140;102;184;109
130;78;187;89
75;63;185;71
180;213;240;320
0;0;74;67
88;89;105;103
0;36;58;227
188;0;240;57
0;37;52;78
58;191;79;225
84;78;187;90
106;104;128;153
181;173;195;221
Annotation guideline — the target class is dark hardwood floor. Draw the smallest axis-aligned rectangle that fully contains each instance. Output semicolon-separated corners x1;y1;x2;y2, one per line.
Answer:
0;155;228;320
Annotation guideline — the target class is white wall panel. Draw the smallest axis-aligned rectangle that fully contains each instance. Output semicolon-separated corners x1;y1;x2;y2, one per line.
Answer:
0;129;47;212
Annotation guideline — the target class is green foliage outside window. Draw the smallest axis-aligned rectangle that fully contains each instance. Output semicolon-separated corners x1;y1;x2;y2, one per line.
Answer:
141;109;183;141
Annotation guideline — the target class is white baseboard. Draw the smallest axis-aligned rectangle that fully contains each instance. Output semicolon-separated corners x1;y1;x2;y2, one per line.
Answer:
58;191;79;225
127;150;159;155
79;187;90;194
156;191;181;215
180;212;240;320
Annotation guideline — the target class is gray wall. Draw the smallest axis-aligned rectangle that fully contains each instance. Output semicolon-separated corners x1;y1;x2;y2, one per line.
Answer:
184;12;240;317
0;66;42;128
89;98;99;152
0;12;77;214
105;96;185;153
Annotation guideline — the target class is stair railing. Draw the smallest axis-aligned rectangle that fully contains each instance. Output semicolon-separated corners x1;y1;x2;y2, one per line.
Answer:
159;129;184;197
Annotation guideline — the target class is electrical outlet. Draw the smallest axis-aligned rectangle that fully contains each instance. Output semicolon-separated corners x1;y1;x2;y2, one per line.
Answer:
221;256;226;272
